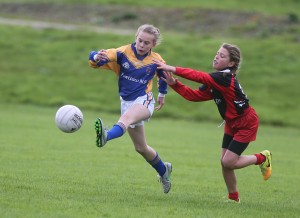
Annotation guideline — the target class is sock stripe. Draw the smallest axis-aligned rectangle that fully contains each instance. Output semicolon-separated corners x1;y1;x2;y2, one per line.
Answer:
148;153;161;165
116;122;126;134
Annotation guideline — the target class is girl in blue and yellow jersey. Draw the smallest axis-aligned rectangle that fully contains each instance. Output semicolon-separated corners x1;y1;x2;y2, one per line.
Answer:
153;43;272;202
88;24;172;194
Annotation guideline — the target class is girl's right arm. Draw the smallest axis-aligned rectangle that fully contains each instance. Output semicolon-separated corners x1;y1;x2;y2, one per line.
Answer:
93;49;109;62
88;48;120;75
89;50;110;68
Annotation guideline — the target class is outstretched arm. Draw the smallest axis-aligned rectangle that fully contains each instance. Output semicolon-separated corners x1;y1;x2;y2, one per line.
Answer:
154;58;213;86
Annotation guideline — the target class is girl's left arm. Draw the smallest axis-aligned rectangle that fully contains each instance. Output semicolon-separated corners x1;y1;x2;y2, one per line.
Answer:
155;69;168;111
157;69;168;95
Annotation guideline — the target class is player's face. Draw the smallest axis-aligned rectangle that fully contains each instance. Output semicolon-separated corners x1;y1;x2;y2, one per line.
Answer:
213;47;234;71
135;31;155;56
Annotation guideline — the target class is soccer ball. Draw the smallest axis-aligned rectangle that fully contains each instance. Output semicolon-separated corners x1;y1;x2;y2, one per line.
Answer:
55;105;83;133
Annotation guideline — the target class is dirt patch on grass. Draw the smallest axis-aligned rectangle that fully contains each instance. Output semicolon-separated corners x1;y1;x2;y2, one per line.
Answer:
0;3;298;37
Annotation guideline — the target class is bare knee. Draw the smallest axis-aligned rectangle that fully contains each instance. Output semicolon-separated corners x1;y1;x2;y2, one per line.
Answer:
221;158;235;170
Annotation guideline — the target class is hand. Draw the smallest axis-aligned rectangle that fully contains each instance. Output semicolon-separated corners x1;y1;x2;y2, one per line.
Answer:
155;96;165;111
152;59;176;72
94;49;109;62
161;71;177;85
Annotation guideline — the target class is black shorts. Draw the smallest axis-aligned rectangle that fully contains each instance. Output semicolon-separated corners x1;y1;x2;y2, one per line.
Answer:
222;134;249;156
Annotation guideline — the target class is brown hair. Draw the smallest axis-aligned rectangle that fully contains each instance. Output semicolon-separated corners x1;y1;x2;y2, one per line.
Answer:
222;43;241;73
136;24;162;46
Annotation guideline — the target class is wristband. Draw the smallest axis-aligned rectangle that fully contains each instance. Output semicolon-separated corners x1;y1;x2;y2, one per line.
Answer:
93;54;98;62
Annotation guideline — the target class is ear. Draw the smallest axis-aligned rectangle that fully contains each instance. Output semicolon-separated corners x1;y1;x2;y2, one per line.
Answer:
228;61;235;68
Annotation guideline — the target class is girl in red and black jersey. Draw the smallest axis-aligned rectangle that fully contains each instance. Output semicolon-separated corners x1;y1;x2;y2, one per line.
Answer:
153;43;272;203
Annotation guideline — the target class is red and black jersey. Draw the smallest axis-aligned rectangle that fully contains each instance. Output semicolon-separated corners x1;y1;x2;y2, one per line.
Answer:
171;67;251;121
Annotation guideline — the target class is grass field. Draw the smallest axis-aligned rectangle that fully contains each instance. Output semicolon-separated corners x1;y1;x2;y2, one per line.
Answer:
1;1;300;217
1;104;300;217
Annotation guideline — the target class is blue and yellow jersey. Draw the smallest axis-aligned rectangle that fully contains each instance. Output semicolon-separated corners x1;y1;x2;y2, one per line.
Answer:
89;43;168;101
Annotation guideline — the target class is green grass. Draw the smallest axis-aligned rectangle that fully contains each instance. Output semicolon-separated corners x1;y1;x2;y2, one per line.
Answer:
0;24;299;128
0;0;299;17
0;2;300;216
0;103;299;218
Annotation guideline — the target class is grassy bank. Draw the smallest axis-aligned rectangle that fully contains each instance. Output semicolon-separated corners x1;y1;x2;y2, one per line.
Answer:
0;24;299;127
0;0;299;17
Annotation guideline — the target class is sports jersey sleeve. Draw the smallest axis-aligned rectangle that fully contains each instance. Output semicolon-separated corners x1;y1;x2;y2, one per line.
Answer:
156;68;168;94
170;80;213;101
88;49;120;75
175;67;251;120
175;67;215;86
153;54;168;95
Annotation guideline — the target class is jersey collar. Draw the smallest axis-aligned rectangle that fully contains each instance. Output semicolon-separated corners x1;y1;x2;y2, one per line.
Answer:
219;67;232;73
131;43;151;61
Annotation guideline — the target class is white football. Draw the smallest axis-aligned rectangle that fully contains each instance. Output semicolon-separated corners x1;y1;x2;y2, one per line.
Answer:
55;105;83;133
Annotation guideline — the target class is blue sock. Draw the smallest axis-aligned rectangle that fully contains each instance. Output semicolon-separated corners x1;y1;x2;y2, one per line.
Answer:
107;122;126;141
148;153;166;177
